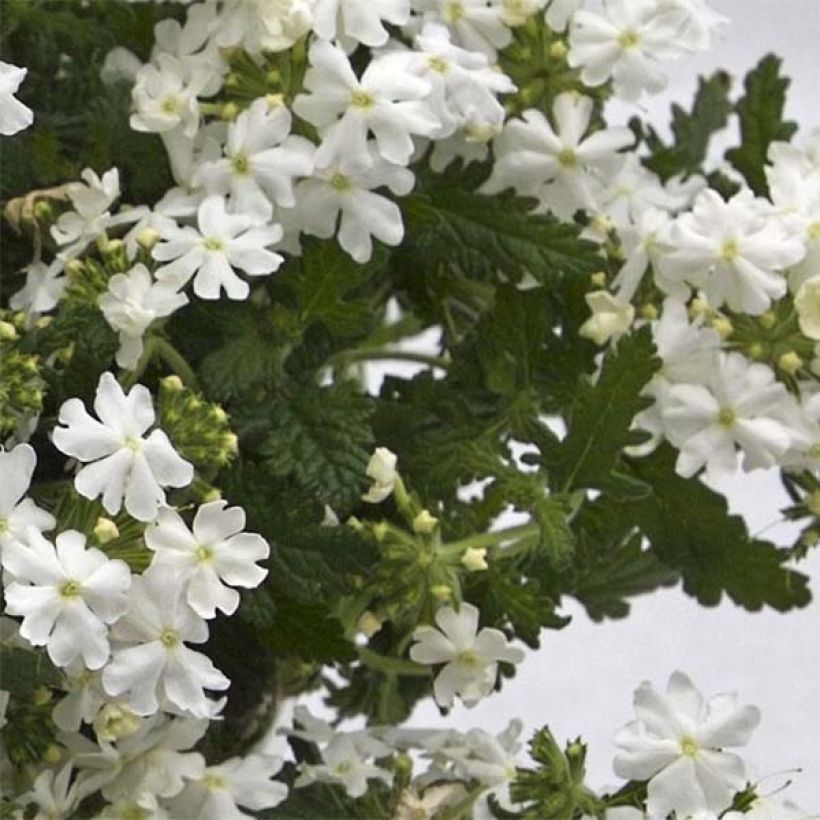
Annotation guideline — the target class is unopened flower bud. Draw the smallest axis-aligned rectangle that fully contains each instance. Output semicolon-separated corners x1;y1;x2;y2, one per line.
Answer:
413;510;438;534
362;447;398;503
372;521;390;542
640;303;659;321
357;611;384;637
0;321;18;341
758;310;777;329
161;374;184;392
778;351;803;375
93;517;120;544
711;316;733;338
431;584;452;602
549;40;569;60
137;227;160;251
65;258;85;277
34;687;52;706
221;102;240;121
461;547;488;572
590;271;608;288
33;200;53;221
43;745;62;765
94;703;141;742
202;487;221;503
266;93;285;110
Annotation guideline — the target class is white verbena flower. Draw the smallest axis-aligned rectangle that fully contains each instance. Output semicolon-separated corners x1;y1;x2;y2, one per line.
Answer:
2;529;131;670
362;446;399;503
130;54;203;138
216;0;314;55
412;0;516;59
193;98;315;224
409;602;524;708
153;195;284;300
51;168;122;260
660;188;806;315
482;93;633;219
0;61;34;136
0;442;55;551
99;263;189;370
614;671;761;817
295;735;393;798
102;568;229;718
312;0;411;47
167;753;288;819
52;372;194;522
292;145;415;263
659;352;795;480
144;500;269;619
293;39;438;172
578;290;635;345
9;258;66;315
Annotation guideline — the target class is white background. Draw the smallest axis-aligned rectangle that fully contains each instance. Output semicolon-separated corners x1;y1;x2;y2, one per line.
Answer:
280;1;820;808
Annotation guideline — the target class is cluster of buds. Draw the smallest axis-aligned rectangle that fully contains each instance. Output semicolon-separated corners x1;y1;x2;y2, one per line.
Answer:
158;375;238;475
0;310;44;437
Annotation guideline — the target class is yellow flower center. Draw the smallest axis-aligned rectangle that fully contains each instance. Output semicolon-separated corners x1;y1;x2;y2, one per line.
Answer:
428;56;449;74
160;628;180;649
717;407;737;428
231;152;250;175
349;89;374;109
457;649;480;667
202;236;225;252
160;96;179;115
807;221;820;241
124;435;142;452
680;736;699;757
59;580;82;599
721;239;739;261
558;148;578;168
202;772;228;790
195;544;214;564
618;29;641;49
330;172;352;192
445;1;465;22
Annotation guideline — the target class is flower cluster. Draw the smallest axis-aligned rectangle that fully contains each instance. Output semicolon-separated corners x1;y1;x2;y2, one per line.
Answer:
0;373;278;816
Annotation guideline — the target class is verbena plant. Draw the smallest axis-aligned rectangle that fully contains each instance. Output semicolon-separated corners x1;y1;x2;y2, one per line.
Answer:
0;0;817;817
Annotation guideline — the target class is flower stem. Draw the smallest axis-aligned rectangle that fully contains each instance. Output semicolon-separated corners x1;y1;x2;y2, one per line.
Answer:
439;521;540;556
153;338;200;390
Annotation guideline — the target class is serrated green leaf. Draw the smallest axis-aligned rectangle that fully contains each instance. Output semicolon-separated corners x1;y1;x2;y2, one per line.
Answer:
281;238;386;338
400;163;603;284
640;71;733;180
545;327;659;492
628;445;812;611
726;54;797;196
260;380;374;511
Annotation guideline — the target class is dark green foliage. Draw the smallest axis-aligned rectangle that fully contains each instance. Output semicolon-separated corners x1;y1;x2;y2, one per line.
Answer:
638;71;733;181
544;327;659;493
726;54;798;196
398;163;604;285
628;446;812;611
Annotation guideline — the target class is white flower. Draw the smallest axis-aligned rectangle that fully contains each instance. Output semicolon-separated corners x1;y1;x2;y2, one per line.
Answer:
9;259;66;315
145;500;269;619
655;0;728;50
795;275;820;341
482;93;633;219
578;290;635;345
614;671;761;817
168;754;288;819
103;569;229;718
52;372;194;522
0;61;34;136
292;145;415;262
568;0;693;101
413;0;515;59
71;714;208;802
293;40;438;172
659;352;795;479
545;0;580;31
51;665;107;732
95;792;171;820
409;602;524;708
153;195;283;300
413;23;515;141
193;99;315;223
295;735;393;798
0;443;55;551
99;263;188;370
130;54;203;137
660;189;806;315
2;529;131;670
216;0;314;54
312;0;411;46
51;168;121;260
362;446;399;503
24;764;87;820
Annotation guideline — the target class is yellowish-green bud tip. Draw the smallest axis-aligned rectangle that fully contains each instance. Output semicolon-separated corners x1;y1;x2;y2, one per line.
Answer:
461;547;489;572
93;517;120;544
778;350;803;375
412;510;439;534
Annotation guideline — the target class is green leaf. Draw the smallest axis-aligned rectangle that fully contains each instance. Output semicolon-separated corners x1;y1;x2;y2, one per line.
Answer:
281;238;386;337
640;71;733;180
628;445;812;611
545;327;659;493
0;647;61;696
726;54;797;196
261;380;374;511
400;163;603;284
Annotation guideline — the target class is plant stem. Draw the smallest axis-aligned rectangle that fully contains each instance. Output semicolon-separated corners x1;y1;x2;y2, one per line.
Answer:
440;521;540;555
154;337;200;390
328;348;450;370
